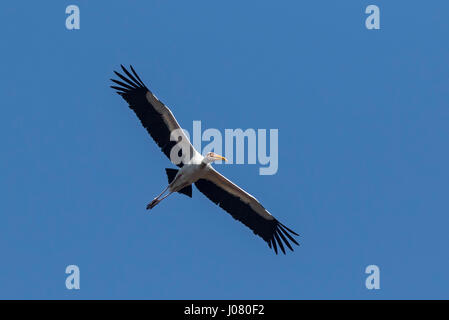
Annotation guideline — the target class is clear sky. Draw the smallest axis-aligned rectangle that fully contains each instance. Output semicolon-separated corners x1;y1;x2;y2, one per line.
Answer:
1;1;448;299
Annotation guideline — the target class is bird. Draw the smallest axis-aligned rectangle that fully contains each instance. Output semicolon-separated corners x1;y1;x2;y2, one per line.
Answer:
110;65;299;254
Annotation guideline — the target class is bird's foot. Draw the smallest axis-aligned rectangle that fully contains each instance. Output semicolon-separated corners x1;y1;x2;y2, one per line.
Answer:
146;199;160;210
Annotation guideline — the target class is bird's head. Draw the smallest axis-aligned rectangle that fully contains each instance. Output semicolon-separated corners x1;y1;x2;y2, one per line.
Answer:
203;152;228;164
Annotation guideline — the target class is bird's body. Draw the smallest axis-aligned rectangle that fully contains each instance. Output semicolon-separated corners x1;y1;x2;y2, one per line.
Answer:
167;160;209;195
111;65;299;254
170;160;203;190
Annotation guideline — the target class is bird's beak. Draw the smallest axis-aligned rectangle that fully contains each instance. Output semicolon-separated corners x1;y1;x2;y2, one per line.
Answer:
215;154;228;162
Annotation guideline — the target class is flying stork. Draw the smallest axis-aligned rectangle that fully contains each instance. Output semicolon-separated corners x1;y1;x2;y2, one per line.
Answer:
110;65;299;254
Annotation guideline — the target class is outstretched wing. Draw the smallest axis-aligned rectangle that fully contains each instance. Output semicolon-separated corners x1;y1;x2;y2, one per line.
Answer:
195;168;299;254
110;65;199;167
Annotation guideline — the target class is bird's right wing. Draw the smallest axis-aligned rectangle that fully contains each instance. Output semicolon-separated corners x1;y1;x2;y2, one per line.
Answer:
110;65;199;167
195;167;299;254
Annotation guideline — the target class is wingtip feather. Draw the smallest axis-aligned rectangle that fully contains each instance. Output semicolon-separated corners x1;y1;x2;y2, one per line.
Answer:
274;232;286;254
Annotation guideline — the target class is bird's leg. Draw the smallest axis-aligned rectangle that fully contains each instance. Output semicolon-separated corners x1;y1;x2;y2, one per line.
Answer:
155;185;170;199
146;191;174;210
146;185;171;210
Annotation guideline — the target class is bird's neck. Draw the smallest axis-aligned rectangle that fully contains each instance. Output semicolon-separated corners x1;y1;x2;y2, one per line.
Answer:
201;157;213;165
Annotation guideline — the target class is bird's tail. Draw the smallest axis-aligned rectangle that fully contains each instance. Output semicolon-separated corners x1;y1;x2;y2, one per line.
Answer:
165;168;192;198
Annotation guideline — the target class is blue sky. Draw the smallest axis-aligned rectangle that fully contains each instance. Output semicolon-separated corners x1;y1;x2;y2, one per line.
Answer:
1;1;448;299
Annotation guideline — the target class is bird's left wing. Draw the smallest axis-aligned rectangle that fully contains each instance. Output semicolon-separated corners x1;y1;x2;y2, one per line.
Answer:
195;168;299;254
110;65;199;167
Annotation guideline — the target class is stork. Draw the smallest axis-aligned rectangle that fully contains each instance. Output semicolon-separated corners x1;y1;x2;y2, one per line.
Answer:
110;65;299;254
